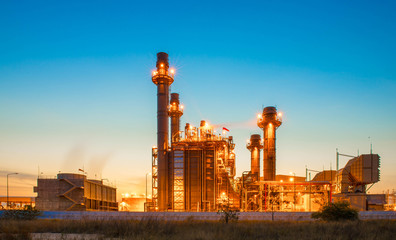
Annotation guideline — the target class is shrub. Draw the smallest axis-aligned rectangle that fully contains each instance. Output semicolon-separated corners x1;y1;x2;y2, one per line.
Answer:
312;201;358;221
218;206;239;223
1;207;41;220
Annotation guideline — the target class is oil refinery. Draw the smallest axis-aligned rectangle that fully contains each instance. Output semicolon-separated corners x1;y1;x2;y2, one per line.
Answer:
147;52;383;212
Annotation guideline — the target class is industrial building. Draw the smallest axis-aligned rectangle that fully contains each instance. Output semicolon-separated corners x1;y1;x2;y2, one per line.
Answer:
34;173;117;211
0;197;35;210
148;52;383;212
150;53;239;211
119;194;146;211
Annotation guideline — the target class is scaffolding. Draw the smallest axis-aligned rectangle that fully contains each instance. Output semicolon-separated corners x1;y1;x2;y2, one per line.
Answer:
150;147;158;211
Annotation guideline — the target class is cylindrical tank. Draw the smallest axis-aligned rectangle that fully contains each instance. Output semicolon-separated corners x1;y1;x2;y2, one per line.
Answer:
246;134;263;179
152;52;174;211
169;93;183;143
57;173;86;180
257;106;282;181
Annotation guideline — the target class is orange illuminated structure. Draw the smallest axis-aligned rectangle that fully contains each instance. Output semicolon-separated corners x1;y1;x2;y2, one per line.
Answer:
168;93;183;144
150;53;239;211
151;120;240;211
152;52;174;211
149;52;382;212
246;134;263;180
257;107;282;181
0;197;34;210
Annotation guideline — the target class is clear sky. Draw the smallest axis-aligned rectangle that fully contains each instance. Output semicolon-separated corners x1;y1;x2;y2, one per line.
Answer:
1;0;395;199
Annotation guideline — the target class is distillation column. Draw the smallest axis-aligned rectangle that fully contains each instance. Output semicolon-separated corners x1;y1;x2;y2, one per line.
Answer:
168;93;183;144
246;134;263;180
152;52;174;210
257;107;282;181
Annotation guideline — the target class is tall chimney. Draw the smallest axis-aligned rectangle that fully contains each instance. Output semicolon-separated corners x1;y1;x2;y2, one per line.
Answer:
168;93;183;144
246;134;263;179
152;52;174;211
257;107;282;181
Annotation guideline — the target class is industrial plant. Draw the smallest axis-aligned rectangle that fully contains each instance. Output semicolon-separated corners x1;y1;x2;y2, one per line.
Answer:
29;52;388;213
147;52;383;212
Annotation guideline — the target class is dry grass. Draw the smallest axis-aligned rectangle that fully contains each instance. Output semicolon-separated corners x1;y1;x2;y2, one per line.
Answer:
0;218;395;240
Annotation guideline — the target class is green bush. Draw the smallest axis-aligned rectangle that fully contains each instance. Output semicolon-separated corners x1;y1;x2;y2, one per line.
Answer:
312;201;359;221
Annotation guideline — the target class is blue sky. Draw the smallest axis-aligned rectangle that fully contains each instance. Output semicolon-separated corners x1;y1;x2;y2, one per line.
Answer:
1;1;395;198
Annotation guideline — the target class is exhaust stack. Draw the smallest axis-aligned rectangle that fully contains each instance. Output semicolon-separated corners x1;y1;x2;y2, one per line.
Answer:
152;52;174;211
257;107;282;181
246;134;263;179
169;93;183;143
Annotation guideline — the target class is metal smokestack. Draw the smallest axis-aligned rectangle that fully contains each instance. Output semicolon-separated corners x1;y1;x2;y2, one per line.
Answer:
246;134;263;179
169;93;183;143
257;107;282;181
152;52;174;211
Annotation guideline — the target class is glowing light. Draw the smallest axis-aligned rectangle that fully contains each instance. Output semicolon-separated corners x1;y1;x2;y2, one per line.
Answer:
152;145;156;148
278;112;283;117
180;105;184;109
257;114;261;119
280;180;283;182
289;177;294;182
189;125;193;130
152;71;157;76
170;68;175;74
125;193;130;198
160;64;164;67
222;192;226;196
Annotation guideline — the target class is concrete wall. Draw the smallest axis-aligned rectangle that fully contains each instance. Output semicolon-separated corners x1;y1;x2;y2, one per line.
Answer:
31;211;396;221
